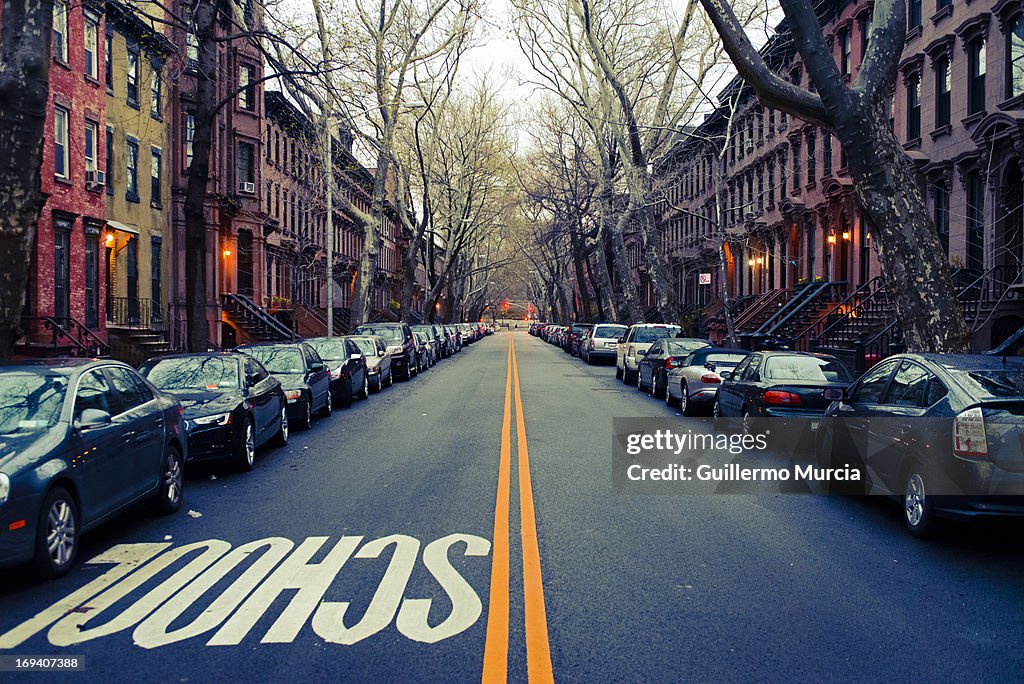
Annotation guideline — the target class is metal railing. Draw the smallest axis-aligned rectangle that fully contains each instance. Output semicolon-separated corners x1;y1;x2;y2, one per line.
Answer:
223;293;294;340
20;315;110;357
764;280;847;338
108;297;167;331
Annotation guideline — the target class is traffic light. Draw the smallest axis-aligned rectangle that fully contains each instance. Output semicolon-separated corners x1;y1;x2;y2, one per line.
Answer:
502;301;509;311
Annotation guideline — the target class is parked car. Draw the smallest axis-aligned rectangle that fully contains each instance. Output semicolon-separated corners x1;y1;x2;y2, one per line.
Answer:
714;351;853;430
306;336;370;407
354;323;417;380
567;324;594;356
445;325;462;353
817;353;1024;537
583;324;628;365
666;347;748;415
140;352;287;472
413;330;434;370
636;338;713;398
412;325;442;363
617;324;682;384
0;360;186;577
350;335;393;391
236;342;332;429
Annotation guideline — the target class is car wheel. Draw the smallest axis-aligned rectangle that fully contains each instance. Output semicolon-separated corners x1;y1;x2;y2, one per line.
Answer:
235;417;257;471
903;468;940;538
637;369;645;391
741;408;753;435
615;364;623;380
33;487;78;579
297;399;313;430
624;368;636;385
679;383;691;414
713;398;722;418
271;405;289;447
385;369;393;387
359;375;370;400
320;392;333;417
150;445;184;515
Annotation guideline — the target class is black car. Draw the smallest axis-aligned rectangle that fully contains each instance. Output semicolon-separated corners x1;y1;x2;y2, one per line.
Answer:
0;360;186;578
354;323;417;380
714;351;853;428
817;353;1024;537
306;336;370;407
412;330;433;371
412;325;441;364
140;352;288;472
567;324;594;356
636;338;713;398
236;342;332;429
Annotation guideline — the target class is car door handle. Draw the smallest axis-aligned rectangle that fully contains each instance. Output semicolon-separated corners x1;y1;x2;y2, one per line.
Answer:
122;430;136;442
154;417;164;427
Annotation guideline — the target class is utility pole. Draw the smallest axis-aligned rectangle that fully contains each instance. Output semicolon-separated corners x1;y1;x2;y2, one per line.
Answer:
324;117;334;337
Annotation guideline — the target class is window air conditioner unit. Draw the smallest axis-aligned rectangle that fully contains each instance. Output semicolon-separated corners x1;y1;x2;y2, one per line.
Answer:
86;169;105;187
240;181;255;193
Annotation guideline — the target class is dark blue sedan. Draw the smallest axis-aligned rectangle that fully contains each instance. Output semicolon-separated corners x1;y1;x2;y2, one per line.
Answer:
817;353;1024;537
0;359;186;578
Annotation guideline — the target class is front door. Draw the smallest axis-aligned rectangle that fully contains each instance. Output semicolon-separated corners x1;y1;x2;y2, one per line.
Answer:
238;230;254;297
126;238;139;324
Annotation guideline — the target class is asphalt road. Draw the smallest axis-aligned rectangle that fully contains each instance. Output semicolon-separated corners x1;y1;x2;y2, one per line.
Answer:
2;330;1024;682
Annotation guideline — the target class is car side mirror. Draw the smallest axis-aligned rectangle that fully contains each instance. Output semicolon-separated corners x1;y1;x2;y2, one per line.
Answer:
75;408;112;430
719;370;733;381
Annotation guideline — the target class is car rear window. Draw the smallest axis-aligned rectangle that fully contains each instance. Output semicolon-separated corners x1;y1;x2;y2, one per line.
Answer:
356;326;402;342
593;325;627;338
764;356;852;383
634;327;680;343
948;368;1024;398
666;340;711;354
704;353;747;366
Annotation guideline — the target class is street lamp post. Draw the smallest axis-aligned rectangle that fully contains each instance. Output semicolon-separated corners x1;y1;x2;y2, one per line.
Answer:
324;120;335;337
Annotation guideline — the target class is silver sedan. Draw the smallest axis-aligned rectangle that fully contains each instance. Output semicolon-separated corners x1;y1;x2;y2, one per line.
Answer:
665;348;748;415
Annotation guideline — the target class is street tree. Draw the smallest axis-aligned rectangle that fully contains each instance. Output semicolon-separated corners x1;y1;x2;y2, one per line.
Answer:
698;0;971;352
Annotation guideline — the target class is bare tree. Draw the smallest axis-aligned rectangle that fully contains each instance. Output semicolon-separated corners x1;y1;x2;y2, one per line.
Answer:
0;0;54;357
699;0;970;352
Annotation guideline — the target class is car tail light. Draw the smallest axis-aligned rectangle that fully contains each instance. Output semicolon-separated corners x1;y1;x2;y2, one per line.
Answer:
953;407;988;459
762;390;801;405
664;357;681;369
700;374;721;384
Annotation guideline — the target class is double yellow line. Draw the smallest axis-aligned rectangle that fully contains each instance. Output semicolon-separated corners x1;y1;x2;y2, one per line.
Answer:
482;335;554;683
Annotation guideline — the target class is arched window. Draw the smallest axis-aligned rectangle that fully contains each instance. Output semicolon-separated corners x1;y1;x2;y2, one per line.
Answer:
1010;14;1024;98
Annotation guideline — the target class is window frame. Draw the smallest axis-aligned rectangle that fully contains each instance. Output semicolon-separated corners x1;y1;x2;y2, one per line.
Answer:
54;106;70;180
126;136;139;202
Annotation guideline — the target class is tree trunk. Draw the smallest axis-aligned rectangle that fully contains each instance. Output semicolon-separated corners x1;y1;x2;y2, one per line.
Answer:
183;1;217;352
607;209;642;322
839;104;970;352
0;0;52;357
399;234;421;321
351;159;389;327
569;226;592;320
584;254;607;320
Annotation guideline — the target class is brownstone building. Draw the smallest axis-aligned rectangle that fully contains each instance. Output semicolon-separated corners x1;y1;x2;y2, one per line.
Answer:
654;0;1024;363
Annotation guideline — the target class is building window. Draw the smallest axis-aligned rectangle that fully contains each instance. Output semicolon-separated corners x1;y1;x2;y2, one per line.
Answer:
791;141;801;193
806;133;816;182
1010;15;1024;98
840;29;852;76
187;28;199;65
184;113;195;169
968;38;986;116
84;13;99;79
966;170;985;271
105;126;113;194
85;230;99;328
908;0;922;29
860;17;872;58
150;148;162;206
54;107;69;179
906;75;921;141
933;182;950;253
767;158;775;206
150;64;162;117
937;0;951;10
823;133;832;176
934;56;951;127
238;142;255;192
126;137;139;201
778;152;787;200
53;0;68;63
54;219;71;319
126;40;140;106
84;120;98;175
239;64;256;110
105;24;113;89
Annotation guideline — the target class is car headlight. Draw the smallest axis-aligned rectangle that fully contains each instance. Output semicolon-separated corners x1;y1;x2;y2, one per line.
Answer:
284;389;303;401
192;412;232;426
0;473;9;504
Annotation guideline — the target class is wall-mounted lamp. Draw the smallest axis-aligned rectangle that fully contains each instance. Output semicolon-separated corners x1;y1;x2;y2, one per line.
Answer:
827;234;837;245
104;233;114;247
842;231;851;241
223;249;231;258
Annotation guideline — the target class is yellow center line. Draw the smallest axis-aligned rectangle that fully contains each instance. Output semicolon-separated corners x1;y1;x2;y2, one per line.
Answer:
482;336;513;683
511;334;555;684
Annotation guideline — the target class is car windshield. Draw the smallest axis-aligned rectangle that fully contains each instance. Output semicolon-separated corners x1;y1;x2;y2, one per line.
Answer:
0;372;67;434
764;356;852;382
354;338;378;356
633;327;680;343
143;357;239;390
702;353;747;367
593;325;627;338
949;368;1024;398
243;347;305;374
308;339;347;362
357;326;402;342
666;340;711;354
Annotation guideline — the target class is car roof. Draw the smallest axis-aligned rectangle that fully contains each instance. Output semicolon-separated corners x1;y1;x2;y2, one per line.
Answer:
236;342;305;349
629;323;680;328
146;351;245;361
896;352;1024;369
